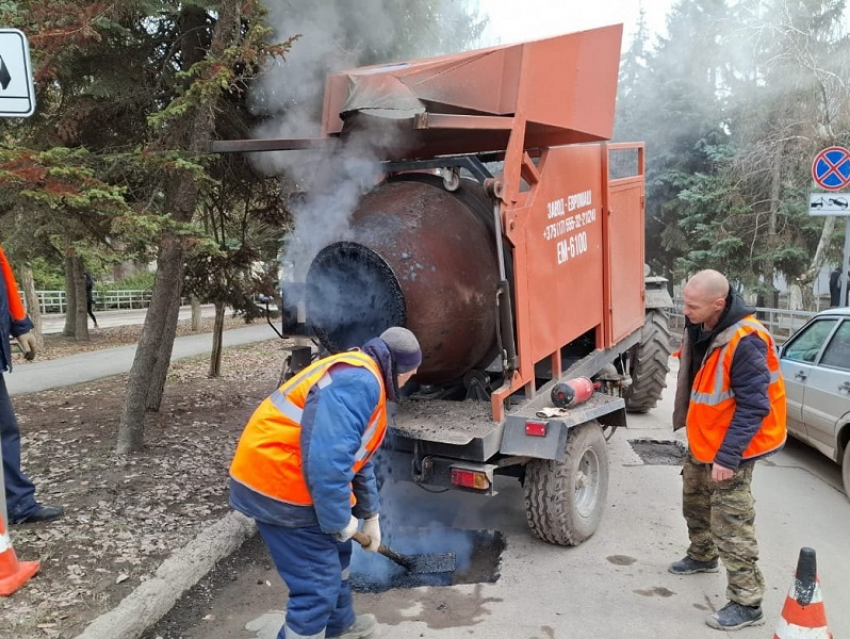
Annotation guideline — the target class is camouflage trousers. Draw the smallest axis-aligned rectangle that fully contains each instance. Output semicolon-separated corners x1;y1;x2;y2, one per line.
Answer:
682;455;765;606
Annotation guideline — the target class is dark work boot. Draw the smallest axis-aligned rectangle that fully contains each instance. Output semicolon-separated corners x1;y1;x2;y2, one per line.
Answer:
668;556;719;575
9;505;64;525
706;601;765;630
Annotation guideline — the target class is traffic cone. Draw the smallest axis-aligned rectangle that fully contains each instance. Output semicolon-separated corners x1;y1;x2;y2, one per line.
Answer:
0;520;40;596
0;465;40;596
773;547;832;639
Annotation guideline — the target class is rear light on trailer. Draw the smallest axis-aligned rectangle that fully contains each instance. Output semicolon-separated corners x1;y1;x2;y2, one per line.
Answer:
525;421;547;437
451;467;491;490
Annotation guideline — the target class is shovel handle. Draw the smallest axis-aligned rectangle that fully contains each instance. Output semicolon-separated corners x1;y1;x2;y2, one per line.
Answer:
351;531;412;569
351;531;372;548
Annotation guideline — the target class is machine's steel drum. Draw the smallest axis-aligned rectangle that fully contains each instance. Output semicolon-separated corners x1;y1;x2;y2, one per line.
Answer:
306;177;499;384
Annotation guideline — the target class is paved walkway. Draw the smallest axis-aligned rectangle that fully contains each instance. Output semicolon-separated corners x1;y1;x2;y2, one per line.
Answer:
8;321;278;396
39;305;219;335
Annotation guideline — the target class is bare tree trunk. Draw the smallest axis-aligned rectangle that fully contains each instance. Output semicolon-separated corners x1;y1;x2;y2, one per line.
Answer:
74;266;89;341
191;295;202;331
145;281;183;412
63;245;78;337
762;141;783;307
118;234;185;453
19;265;43;349
800;216;837;310
208;302;226;377
62;255;90;341
116;0;242;454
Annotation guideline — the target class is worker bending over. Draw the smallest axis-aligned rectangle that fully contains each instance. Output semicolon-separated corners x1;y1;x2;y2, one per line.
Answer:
229;327;422;639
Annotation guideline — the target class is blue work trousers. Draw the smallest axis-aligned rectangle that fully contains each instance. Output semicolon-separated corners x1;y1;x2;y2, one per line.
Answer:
0;374;37;522
257;521;356;639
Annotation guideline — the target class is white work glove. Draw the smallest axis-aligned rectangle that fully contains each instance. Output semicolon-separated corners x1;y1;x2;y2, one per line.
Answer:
16;331;37;361
334;515;358;542
361;514;381;553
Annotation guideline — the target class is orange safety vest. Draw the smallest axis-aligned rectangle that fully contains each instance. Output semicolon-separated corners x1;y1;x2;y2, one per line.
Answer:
687;315;787;463
229;350;387;506
0;248;27;321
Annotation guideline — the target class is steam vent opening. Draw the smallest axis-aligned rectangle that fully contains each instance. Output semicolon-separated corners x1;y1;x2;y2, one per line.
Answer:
306;241;406;352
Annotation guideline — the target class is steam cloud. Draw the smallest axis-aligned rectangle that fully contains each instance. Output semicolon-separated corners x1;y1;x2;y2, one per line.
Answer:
249;1;402;271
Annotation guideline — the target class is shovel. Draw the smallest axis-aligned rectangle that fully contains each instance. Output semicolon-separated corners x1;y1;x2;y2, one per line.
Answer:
352;531;456;575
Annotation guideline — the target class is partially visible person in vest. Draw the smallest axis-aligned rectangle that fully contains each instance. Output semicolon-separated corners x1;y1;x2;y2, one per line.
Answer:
0;246;64;525
669;269;786;632
229;326;421;639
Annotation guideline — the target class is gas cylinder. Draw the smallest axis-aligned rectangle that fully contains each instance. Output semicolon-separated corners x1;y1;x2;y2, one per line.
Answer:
305;176;500;384
550;377;596;409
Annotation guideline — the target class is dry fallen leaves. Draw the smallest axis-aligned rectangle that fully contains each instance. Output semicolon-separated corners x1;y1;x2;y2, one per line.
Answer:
2;320;295;639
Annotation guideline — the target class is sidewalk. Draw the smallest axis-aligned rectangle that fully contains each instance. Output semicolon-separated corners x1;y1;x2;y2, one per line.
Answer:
9;323;277;396
38;304;218;335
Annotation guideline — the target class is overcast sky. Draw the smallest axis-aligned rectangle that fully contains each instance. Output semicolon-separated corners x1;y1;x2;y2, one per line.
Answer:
476;0;673;47
476;0;850;48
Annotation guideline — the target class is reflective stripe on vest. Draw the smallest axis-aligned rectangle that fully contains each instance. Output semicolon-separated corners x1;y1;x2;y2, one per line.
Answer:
690;341;782;406
267;376;379;464
686;315;787;463
229;350;387;506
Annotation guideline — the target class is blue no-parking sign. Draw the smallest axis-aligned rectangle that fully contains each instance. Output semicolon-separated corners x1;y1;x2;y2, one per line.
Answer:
812;146;850;191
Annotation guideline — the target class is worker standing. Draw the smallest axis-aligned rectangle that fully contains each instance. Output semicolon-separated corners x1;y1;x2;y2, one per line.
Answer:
669;270;786;631
229;327;422;639
1;246;64;524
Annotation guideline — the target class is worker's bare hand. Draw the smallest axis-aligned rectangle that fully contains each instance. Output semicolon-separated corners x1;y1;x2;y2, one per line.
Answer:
16;331;37;361
711;462;733;482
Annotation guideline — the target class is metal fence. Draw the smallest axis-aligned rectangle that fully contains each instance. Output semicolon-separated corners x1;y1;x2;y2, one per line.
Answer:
29;290;156;314
670;298;815;343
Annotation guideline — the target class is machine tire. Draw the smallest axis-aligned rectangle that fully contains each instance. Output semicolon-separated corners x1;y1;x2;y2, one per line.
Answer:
625;308;672;413
842;443;850;502
523;421;609;546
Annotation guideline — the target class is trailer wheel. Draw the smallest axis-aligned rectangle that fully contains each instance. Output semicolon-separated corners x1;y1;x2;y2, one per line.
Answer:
625;308;672;413
523;421;609;546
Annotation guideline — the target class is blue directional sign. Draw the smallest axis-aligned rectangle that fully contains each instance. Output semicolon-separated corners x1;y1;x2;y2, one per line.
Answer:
812;146;850;192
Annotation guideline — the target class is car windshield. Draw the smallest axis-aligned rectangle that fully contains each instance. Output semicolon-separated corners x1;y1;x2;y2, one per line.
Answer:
820;320;850;369
783;318;839;363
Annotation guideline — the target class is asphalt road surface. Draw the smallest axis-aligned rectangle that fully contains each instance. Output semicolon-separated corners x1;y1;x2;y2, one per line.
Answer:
159;360;850;639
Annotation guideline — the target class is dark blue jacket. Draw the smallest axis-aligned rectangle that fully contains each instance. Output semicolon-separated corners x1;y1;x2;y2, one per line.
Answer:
230;339;397;532
0;269;34;373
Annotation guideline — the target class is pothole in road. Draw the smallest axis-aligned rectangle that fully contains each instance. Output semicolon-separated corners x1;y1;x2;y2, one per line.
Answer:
629;439;688;465
350;528;505;592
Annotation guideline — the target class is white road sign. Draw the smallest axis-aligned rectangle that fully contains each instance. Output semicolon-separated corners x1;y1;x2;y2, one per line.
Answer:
0;29;35;117
809;192;850;215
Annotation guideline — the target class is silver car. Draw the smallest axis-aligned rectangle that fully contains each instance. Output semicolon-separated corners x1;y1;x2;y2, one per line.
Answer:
779;308;850;498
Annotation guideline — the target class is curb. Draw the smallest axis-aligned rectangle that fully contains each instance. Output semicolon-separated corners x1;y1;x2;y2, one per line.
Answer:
73;511;257;639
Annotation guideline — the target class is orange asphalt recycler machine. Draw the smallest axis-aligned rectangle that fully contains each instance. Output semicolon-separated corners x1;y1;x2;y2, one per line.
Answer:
214;24;673;546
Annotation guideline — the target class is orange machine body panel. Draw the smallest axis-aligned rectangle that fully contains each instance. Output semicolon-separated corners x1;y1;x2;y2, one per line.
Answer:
515;145;606;367
321;25;623;158
500;142;646;411
605;161;646;344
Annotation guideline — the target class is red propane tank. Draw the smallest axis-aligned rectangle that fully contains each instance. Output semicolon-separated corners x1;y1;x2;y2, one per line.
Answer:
550;377;595;409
